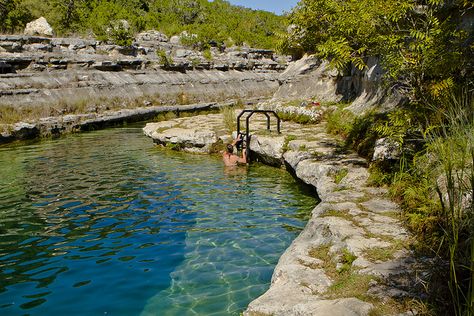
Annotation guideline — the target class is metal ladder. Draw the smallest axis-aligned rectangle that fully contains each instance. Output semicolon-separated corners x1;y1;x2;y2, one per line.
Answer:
236;110;281;162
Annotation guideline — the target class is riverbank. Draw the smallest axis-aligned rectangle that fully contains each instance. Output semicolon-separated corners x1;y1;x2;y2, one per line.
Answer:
0;99;263;144
143;110;425;315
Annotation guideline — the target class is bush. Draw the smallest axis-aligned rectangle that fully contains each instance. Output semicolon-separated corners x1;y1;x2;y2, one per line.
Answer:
202;49;212;61
156;49;173;67
326;105;355;138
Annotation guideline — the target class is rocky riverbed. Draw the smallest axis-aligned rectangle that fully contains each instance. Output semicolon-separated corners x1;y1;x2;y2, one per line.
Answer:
143;110;424;316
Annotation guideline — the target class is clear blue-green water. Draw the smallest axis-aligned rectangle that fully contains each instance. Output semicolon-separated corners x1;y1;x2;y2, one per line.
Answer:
0;126;316;316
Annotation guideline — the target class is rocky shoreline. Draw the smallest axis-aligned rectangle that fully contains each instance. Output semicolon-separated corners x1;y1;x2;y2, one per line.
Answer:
0;99;263;144
143;111;423;316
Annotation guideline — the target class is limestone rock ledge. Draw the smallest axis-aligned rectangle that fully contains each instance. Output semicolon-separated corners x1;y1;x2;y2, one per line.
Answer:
143;113;423;316
0;101;249;144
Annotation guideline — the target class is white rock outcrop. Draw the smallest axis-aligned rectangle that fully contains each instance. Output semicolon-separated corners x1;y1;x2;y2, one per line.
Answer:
24;17;54;37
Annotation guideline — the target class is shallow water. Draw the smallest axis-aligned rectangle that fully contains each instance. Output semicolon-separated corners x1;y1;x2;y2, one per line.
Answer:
0;126;316;315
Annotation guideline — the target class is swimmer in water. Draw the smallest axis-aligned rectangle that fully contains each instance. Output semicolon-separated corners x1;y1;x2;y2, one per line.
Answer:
222;134;247;167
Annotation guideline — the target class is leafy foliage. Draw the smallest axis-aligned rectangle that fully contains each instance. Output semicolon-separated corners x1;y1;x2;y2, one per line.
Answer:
283;0;473;103
0;0;286;49
281;0;413;65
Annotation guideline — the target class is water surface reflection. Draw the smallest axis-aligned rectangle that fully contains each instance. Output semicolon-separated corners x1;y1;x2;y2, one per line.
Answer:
0;127;316;315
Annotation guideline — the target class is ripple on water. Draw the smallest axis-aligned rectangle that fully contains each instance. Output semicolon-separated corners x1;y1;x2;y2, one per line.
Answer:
0;127;316;315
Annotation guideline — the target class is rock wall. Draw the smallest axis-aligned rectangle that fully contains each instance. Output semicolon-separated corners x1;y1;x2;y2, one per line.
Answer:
0;69;279;107
273;55;407;114
1;101;249;144
0;33;288;108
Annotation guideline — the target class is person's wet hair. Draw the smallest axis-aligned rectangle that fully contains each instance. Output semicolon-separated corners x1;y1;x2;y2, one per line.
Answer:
226;144;233;153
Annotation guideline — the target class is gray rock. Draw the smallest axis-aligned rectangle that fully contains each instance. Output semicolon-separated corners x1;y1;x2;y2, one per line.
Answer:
169;35;180;45
149;127;218;153
175;49;194;58
360;198;400;215
372;138;401;161
250;134;286;166
23;43;52;52
283;150;313;170
12;122;39;139
24;17;54;37
246;293;373;315
136;30;169;43
274;54;407;114
0;41;23;52
274;56;341;103
77;47;96;55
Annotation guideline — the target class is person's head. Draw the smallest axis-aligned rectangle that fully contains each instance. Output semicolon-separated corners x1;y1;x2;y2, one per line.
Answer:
226;144;233;153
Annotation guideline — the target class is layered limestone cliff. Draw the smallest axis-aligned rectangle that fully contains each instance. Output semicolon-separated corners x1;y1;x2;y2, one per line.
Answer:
0;32;288;142
0;33;286;107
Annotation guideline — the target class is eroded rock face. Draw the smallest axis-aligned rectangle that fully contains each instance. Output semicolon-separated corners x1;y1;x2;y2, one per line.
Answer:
273;54;408;115
24;17;54;37
0;33;288;114
274;56;341;103
249;134;286;166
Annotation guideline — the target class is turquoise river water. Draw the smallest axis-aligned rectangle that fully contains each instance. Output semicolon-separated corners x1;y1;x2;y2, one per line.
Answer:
0;125;316;315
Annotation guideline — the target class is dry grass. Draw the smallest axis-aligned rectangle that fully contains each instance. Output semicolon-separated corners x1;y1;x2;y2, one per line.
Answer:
0;93;166;125
308;243;338;278
320;209;355;222
220;106;237;134
325;272;374;299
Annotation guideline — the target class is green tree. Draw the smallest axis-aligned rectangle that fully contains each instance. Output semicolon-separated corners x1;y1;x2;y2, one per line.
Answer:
283;0;473;103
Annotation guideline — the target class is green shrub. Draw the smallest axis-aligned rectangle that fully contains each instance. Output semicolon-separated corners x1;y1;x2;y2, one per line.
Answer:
202;49;212;61
277;111;314;124
326;106;356;138
156;49;173;67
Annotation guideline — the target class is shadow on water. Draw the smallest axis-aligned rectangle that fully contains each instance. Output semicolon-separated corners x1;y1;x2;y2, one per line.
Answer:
0;126;317;315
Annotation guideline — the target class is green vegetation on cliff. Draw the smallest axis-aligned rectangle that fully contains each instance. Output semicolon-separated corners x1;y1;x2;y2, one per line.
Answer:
0;0;286;49
282;0;473;102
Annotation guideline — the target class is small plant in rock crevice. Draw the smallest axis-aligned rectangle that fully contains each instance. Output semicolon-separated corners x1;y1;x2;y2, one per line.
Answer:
333;168;348;184
282;134;297;153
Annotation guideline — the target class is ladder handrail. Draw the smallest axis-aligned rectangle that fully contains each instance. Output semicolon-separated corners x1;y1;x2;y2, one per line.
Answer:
236;110;281;161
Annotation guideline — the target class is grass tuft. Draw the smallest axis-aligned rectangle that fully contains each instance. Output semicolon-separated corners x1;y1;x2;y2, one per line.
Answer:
333;168;349;184
220;106;237;134
282;134;297;153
